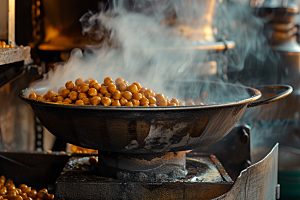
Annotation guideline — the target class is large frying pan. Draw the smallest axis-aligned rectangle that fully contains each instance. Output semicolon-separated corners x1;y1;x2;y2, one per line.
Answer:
19;82;292;154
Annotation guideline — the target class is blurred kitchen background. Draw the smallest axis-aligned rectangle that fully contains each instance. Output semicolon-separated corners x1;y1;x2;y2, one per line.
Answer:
1;0;300;198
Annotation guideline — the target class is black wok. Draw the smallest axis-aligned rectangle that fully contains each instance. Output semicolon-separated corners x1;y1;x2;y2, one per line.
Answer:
19;82;292;154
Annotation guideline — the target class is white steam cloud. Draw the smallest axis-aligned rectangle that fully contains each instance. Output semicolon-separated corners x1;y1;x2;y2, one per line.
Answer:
28;0;267;103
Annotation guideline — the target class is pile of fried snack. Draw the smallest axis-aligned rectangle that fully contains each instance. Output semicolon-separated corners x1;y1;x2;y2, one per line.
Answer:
0;41;16;49
0;175;54;200
28;77;205;106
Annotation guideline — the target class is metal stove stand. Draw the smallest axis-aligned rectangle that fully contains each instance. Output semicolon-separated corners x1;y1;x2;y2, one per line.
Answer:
55;153;233;200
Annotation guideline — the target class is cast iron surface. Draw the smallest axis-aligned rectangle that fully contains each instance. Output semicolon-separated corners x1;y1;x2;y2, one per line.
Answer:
19;83;292;153
56;153;233;200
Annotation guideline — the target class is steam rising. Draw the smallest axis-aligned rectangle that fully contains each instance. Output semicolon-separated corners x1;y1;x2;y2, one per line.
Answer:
29;0;266;103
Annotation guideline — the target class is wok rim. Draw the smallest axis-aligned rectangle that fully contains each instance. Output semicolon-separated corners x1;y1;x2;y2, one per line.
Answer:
19;82;261;111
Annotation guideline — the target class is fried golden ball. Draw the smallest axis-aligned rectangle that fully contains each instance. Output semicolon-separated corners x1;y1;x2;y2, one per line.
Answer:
101;97;111;106
108;83;117;93
89;80;98;88
29;92;37;99
144;89;154;97
75;78;84;86
122;91;132;100
133;93;143;100
115;77;124;86
47;90;56;99
57;95;64;102
68;91;78;101
120;98;128;106
65;81;74;90
170;98;179;106
140;97;149;106
75;100;84;105
105;93;112;98
78;93;87;100
100;86;109;95
148;96;156;104
64;98;72;104
113;90;122;100
125;101;133;106
128;84;138;94
104;77;113;86
112;100;121;106
133;82;141;91
132;99;140;106
88;88;98;97
71;85;79;91
187;102;195;106
82;98;90;105
157;99;168;106
91;96;101;105
60;89;70;98
156;94;165;101
119;82;128;91
80;83;90;93
93;83;101;91
150;104;157;107
139;87;147;93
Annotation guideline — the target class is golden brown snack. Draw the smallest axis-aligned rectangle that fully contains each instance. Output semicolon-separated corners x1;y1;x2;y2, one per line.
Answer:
88;88;98;97
82;98;90;105
75;78;84;86
93;83;101;91
65;81;74;90
101;97;111;106
119;82;128;91
78;93;88;100
122;91;133;100
128;84;138;94
170;98;179;106
133;93;143;100
125;101;133;106
133;82;141;91
68;91;78;101
75;100;84;105
113;90;122;100
157;99;168;106
140;97;149;106
80;83;90;93
29;92;37;100
115;78;124;86
112;100;121;106
120;98;128;106
148;96;156;104
91;96;101;105
89;80;98;88
132;99;140;106
108;83;117;93
104;77;113;86
60;89;70;98
100;86;109;95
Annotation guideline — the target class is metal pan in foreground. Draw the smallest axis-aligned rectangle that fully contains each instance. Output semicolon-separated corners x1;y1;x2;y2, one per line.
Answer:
19;83;292;154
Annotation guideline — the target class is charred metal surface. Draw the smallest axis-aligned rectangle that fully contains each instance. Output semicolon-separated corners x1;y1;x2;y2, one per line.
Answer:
55;154;233;200
214;144;278;200
94;151;187;182
193;125;251;180
0;47;31;65
0;151;70;189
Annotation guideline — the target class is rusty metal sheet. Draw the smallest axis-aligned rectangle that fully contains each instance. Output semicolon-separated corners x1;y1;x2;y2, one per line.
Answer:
0;46;31;65
213;143;278;200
